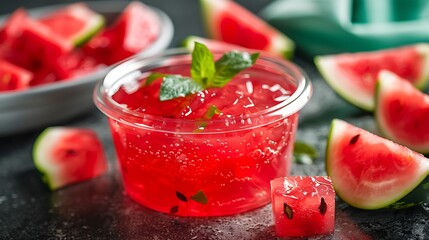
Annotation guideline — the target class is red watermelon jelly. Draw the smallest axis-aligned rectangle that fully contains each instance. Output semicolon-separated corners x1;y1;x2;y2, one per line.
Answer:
271;176;336;237
94;49;312;216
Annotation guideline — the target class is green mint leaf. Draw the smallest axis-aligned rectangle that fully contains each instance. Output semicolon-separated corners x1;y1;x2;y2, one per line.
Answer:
208;51;259;88
194;105;222;132
145;72;166;86
154;42;259;102
160;75;203;101
293;141;319;165
190;190;208;204
204;105;221;119
191;42;216;86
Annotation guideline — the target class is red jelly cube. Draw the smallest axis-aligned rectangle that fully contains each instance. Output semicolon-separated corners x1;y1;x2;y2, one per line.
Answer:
270;176;335;237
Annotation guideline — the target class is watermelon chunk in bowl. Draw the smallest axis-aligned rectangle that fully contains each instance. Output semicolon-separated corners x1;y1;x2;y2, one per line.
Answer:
0;1;173;136
0;59;33;92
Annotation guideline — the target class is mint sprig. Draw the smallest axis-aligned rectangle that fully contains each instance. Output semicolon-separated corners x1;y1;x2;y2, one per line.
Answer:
146;42;259;101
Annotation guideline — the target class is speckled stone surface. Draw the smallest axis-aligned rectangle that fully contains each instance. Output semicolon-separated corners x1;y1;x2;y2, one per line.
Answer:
1;0;429;239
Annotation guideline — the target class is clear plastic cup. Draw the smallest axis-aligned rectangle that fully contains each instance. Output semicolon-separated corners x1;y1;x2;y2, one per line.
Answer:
94;49;312;216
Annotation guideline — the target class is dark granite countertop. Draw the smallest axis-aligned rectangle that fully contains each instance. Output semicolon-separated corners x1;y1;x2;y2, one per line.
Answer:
0;0;428;239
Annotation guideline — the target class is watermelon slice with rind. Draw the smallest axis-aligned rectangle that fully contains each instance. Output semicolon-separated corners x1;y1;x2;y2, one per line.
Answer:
39;3;104;47
315;44;429;111
375;70;429;154
326;119;429;210
200;0;295;59
33;127;108;190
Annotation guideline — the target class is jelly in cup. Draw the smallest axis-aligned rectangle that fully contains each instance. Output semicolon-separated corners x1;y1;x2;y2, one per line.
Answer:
94;49;312;216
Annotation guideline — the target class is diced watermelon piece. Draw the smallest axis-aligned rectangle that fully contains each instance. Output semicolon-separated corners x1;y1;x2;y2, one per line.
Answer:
110;1;159;61
0;8;28;43
271;176;335;237
39;3;105;46
33;127;108;190
84;1;160;65
54;50;103;80
20;20;73;65
29;67;57;87
0;59;33;92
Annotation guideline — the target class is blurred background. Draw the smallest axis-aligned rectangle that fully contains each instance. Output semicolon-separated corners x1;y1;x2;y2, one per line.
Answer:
0;0;272;47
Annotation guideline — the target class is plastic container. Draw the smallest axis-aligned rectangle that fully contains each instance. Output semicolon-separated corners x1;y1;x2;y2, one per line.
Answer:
94;49;312;216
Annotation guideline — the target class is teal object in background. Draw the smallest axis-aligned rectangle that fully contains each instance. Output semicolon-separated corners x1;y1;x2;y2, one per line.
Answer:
261;0;429;56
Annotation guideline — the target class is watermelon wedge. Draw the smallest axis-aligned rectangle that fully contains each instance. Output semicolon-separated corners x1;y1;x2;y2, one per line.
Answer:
375;70;429;154
0;59;32;92
33;127;108;190
200;0;295;59
326;119;429;209
315;44;429;111
39;3;105;47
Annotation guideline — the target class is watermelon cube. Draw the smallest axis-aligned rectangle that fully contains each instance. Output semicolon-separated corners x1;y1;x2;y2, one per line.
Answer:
0;8;28;44
84;1;160;65
0;59;33;92
270;176;335;237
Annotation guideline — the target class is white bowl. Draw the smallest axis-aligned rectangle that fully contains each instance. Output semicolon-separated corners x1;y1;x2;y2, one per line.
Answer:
0;1;174;136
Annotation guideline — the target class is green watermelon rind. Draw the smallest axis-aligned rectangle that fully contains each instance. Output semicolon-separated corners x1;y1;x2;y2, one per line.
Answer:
33;127;59;190
199;0;295;59
41;4;106;47
315;44;429;112
182;35;214;52
326;119;429;210
375;70;429;154
73;14;105;47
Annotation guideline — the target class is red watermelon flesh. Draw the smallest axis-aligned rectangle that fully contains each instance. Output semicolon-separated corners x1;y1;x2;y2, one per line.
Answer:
20;20;73;65
271;176;335;237
326;119;429;209
0;15;73;72
54;50;103;80
83;1;160;65
376;70;429;154
0;9;36;69
33;127;108;190
106;1;160;64
82;29;114;65
29;67;57;87
336;46;422;92
0;59;32;92
0;8;28;44
38;3;104;46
